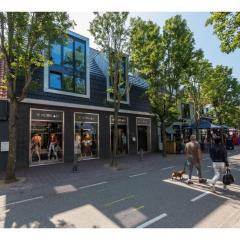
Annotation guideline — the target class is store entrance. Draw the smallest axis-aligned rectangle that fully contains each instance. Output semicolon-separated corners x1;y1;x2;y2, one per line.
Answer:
111;125;128;155
137;126;148;151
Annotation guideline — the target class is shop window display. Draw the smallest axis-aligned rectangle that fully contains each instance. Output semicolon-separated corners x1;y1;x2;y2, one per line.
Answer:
74;113;99;160
30;109;63;165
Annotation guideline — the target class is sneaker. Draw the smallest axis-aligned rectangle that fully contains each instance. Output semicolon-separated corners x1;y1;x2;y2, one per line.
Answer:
199;178;207;184
187;179;193;184
210;184;216;193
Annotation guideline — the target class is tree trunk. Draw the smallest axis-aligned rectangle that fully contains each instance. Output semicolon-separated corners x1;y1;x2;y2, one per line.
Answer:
111;108;119;167
161;120;167;157
5;99;17;183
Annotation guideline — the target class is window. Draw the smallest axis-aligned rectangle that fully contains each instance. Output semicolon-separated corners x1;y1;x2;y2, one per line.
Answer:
108;56;129;103
30;109;64;166
63;38;73;68
51;43;61;65
181;103;190;119
49;73;61;90
46;34;88;97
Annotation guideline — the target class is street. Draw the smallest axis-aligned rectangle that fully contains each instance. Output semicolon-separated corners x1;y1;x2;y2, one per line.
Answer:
0;148;240;228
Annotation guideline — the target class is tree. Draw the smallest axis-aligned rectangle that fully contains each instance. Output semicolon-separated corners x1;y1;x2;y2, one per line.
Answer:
206;12;240;53
0;12;74;182
204;65;240;126
129;15;195;156
182;49;212;140
89;12;129;167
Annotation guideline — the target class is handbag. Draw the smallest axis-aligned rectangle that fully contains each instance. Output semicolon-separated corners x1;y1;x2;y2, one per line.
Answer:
222;168;234;185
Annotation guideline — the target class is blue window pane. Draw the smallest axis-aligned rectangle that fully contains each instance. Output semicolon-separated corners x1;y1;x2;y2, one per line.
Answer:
63;38;73;68
51;43;61;65
75;77;86;94
62;74;74;92
49;73;61;90
75;41;86;72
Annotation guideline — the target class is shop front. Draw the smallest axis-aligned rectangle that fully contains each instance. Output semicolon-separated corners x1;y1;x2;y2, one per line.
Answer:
136;117;151;152
74;112;99;160
29;109;64;166
110;115;129;155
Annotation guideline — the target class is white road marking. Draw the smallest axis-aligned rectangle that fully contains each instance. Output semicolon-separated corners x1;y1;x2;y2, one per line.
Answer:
161;166;175;170
79;181;108;190
136;213;167;228
0;196;43;208
191;192;209;202
129;172;147;178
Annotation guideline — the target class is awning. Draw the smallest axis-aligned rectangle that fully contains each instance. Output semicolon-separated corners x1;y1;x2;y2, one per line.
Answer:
190;120;222;129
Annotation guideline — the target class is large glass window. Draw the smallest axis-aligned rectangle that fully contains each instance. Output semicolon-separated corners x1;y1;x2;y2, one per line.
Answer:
49;73;61;90
74;113;99;160
30;109;64;166
48;36;87;95
51;43;61;65
63;38;73;68
136;118;151;152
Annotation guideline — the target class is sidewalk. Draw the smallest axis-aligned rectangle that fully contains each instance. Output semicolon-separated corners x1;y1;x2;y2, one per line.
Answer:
0;152;186;193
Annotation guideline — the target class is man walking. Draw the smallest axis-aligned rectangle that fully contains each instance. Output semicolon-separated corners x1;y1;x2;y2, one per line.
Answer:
185;135;207;184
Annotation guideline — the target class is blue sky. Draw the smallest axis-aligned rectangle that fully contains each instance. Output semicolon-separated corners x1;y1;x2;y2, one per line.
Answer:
70;12;240;79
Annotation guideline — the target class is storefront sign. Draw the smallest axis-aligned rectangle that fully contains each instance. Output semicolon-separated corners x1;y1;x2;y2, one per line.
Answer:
111;116;127;125
31;109;63;121
75;113;98;123
1;141;9;152
136;118;151;126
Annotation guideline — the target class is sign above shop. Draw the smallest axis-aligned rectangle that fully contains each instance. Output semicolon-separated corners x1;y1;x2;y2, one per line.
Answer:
1;141;9;152
75;113;98;123
110;116;127;125
31;109;63;121
136;118;151;126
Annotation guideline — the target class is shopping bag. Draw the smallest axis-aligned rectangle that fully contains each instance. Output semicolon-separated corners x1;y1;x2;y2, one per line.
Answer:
222;168;234;185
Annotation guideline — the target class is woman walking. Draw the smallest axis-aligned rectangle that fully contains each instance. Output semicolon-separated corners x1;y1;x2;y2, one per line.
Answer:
209;136;229;192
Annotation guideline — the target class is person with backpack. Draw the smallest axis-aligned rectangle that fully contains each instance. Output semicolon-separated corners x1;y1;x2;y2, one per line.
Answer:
209;136;229;192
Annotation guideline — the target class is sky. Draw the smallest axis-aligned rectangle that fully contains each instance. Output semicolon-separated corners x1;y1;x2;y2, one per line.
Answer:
69;12;240;79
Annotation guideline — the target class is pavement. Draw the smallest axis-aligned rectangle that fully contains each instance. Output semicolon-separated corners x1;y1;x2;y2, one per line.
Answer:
0;147;240;228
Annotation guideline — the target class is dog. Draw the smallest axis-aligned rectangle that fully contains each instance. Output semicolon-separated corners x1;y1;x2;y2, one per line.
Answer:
171;170;185;180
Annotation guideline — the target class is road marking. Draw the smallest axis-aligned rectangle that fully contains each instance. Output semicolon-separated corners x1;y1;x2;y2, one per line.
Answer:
79;181;108;190
161;166;175;170
104;194;135;207
136;213;167;228
0;196;43;208
191;192;209;202
129;172;147;178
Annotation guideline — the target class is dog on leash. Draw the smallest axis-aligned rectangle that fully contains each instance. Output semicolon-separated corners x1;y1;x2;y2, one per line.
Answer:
171;170;185;180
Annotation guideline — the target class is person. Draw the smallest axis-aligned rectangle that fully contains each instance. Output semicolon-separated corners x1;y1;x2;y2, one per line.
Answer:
209;136;229;192
185;134;207;184
31;133;41;161
83;132;92;156
122;133;127;154
73;133;81;172
48;133;58;160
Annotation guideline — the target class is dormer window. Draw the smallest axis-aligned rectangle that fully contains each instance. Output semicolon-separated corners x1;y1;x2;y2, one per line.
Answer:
107;55;129;104
44;33;89;98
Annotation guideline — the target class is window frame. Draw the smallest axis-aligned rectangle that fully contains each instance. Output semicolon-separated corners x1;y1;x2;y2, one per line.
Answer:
44;32;90;98
107;55;130;105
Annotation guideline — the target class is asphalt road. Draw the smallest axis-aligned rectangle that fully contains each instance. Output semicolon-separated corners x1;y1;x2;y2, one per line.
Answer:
0;149;240;228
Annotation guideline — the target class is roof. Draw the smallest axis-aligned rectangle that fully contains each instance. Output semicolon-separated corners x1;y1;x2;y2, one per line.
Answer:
89;48;148;89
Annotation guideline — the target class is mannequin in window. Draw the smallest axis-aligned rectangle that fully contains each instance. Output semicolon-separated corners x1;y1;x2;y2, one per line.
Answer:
31;133;41;161
48;133;58;160
83;132;92;156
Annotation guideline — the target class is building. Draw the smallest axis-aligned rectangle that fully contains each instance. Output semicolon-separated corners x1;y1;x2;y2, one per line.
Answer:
0;31;158;171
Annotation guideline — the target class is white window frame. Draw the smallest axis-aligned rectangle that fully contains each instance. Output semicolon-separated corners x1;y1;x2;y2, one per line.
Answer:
44;33;90;99
29;108;65;167
74;112;100;161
